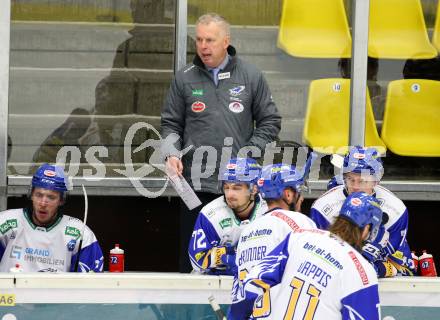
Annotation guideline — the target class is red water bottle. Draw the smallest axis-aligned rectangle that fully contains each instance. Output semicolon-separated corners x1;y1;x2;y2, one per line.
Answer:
419;250;437;277
109;244;124;272
411;251;419;275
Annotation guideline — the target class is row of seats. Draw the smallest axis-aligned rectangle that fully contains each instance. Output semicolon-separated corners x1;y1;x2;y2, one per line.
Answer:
278;0;440;59
303;78;440;157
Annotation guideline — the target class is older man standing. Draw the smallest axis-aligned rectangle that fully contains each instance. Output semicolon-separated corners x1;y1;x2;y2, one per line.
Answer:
161;13;281;272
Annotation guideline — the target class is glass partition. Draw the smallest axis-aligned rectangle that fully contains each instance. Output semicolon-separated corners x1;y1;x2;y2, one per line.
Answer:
185;0;440;182
8;0;175;179
186;0;354;180
369;0;440;181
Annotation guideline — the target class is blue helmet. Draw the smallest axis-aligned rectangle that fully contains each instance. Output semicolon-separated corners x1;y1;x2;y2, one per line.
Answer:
340;192;383;236
342;146;384;181
257;164;304;200
31;164;68;194
219;158;261;185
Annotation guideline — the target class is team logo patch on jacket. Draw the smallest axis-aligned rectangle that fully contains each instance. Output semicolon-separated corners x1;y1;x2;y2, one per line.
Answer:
191;101;206;113
229;85;245;96
229;102;244;113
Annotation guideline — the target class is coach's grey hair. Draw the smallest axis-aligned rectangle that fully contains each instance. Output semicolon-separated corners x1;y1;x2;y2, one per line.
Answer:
196;13;230;37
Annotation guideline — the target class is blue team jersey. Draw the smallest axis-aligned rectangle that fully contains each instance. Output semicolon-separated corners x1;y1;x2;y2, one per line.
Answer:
0;208;103;272
310;185;415;276
230;229;380;320
189;195;267;275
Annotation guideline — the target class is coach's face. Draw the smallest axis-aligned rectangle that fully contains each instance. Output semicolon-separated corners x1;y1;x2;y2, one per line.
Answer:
196;21;230;68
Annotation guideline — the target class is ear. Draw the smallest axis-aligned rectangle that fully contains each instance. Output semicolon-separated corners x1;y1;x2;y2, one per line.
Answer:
251;184;258;195
223;34;230;48
283;188;294;202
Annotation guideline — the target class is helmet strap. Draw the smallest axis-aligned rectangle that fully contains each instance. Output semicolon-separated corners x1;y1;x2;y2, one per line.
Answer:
233;198;255;217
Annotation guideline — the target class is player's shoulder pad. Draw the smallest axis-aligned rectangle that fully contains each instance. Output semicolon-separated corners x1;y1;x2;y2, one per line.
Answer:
269;209;316;230
64;215;93;232
374;185;407;222
0;209;25;225
311;186;346;215
0;208;23;218
200;196;231;220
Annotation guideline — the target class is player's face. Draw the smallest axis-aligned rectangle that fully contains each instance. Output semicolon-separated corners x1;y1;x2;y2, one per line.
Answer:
344;172;377;195
31;188;63;227
223;182;252;210
196;22;230;68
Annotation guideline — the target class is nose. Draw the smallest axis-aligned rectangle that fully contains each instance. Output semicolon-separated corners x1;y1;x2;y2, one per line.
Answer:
37;196;49;206
199;40;208;50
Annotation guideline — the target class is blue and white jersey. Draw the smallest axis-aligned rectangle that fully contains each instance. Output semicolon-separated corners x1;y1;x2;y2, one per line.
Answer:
232;208;316;304
310;185;415;275
189;195;267;275
0;209;103;272
230;229;380;320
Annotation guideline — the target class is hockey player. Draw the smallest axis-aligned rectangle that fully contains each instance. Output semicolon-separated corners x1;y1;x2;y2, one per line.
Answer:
229;192;382;320
188;158;267;275
231;163;316;308
0;164;103;272
311;146;415;277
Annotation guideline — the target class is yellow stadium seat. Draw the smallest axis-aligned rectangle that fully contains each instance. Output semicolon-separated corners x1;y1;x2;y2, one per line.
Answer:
277;0;352;58
381;79;440;157
432;1;440;52
303;78;386;155
369;0;437;59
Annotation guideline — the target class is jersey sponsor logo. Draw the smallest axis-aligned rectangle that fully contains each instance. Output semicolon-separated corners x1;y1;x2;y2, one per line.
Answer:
195;251;206;262
39;268;59;272
219;218;232;229
7;219;17;229
218;72;230;80
25;247;50;257
348;251;369;285
67;239;77;252
303;241;344;270
43;169;57;177
240;228;272;242
271;211;300;231
24;255;65;267
229;85;245;96
228;102;244;113
65;226;81;239
0;219;17;234
192;89;204;96
191;101;206;113
10;245;22;259
238;245;267;266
